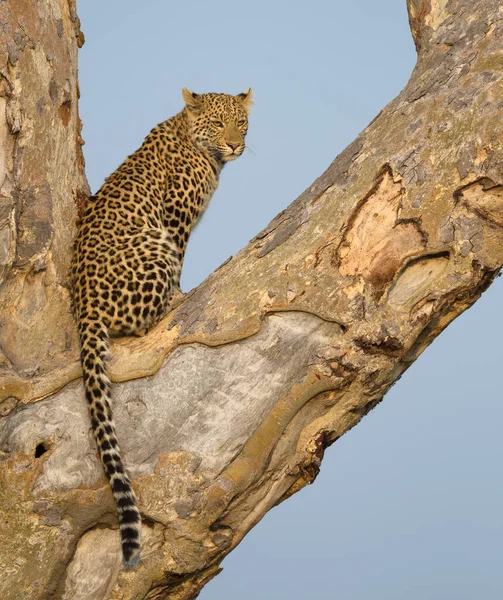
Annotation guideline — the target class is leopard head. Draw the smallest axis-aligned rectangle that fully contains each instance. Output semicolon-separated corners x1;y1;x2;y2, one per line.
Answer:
182;89;253;162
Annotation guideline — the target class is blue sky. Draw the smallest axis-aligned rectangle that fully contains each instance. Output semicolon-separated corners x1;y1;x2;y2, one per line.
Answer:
78;1;503;597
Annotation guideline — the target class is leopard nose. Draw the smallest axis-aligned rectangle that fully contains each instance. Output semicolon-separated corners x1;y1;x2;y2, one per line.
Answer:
226;141;240;151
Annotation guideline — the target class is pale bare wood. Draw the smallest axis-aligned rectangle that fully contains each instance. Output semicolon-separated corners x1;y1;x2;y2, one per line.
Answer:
1;0;503;598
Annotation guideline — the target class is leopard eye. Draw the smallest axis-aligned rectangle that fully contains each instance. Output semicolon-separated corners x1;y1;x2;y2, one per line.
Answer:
238;119;246;127
212;120;224;129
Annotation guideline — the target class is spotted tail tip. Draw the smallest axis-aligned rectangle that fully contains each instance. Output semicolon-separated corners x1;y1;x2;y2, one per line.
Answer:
122;544;141;570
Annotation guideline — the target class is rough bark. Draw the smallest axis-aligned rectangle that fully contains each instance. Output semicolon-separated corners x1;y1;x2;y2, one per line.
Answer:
1;0;502;598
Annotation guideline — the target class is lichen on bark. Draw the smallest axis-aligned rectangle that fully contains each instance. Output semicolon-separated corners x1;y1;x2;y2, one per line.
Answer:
1;0;503;598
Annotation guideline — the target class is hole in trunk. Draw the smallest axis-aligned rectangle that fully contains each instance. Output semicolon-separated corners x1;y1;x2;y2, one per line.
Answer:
35;442;49;458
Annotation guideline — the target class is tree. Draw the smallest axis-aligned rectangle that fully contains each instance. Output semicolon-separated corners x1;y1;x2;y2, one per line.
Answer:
1;0;502;598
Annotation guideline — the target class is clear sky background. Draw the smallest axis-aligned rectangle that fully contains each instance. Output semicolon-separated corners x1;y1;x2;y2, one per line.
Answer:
78;1;503;598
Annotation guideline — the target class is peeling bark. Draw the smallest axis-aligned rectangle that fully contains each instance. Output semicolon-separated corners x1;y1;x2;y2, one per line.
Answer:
1;0;503;598
0;0;87;384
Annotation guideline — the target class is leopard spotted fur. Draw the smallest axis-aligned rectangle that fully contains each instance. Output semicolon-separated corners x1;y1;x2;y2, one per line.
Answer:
70;88;252;567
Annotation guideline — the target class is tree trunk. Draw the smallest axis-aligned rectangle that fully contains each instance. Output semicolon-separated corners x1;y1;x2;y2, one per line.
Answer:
1;0;502;598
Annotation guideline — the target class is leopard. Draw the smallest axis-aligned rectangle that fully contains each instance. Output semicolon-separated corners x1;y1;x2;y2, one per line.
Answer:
70;88;253;568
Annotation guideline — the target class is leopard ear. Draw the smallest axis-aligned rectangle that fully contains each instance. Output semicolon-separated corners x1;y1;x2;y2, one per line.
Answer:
182;88;202;113
235;88;253;114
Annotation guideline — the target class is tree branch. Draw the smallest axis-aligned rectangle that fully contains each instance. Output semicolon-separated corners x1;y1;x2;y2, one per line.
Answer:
1;0;502;598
